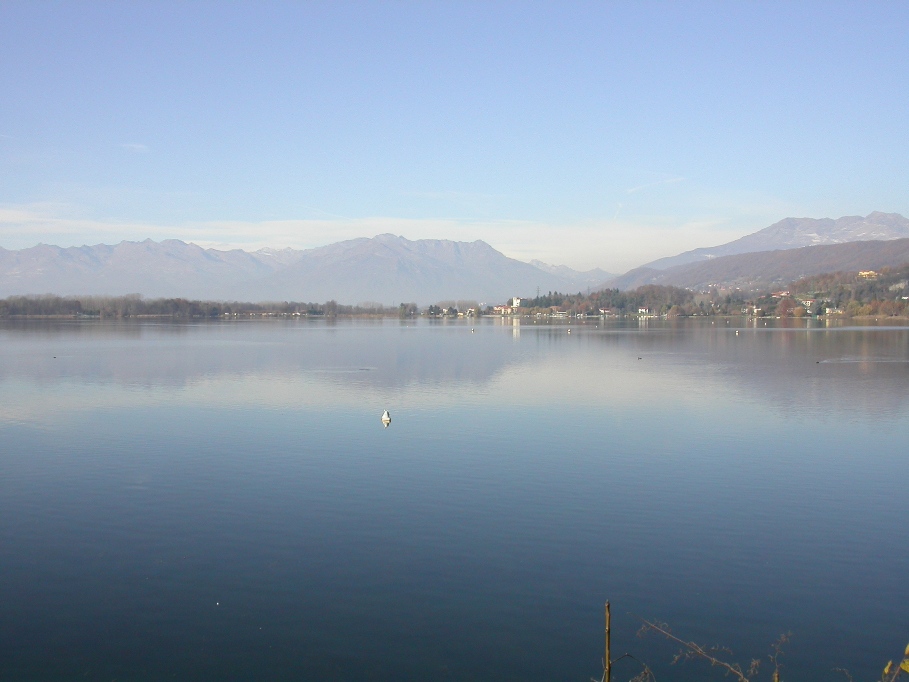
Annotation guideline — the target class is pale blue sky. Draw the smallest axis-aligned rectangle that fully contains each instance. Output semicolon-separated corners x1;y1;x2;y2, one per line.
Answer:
1;1;907;271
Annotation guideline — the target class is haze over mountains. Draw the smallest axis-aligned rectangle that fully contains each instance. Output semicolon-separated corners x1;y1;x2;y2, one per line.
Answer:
3;212;909;302
0;234;596;304
529;261;613;289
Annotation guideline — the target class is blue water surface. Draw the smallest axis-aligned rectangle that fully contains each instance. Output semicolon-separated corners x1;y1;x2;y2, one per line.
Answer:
1;318;907;681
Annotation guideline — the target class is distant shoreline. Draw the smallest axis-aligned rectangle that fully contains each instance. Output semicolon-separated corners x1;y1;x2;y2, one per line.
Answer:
3;313;909;323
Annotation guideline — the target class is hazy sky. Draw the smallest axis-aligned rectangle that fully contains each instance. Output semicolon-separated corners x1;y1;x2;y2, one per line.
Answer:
1;2;907;271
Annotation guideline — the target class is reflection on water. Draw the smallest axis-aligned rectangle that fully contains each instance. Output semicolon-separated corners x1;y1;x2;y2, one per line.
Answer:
1;318;908;681
2;318;908;420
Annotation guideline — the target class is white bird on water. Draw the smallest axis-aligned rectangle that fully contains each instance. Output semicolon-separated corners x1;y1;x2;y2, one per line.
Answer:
381;410;391;428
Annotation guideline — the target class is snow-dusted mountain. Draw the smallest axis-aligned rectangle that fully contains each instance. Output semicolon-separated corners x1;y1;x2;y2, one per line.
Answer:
0;234;579;305
529;260;613;291
642;212;909;271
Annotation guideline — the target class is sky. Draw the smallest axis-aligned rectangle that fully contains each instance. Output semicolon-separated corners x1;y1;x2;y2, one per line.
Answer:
1;1;907;272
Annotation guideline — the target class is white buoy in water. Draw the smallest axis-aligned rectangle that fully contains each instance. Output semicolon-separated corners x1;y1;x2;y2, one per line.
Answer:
381;410;391;428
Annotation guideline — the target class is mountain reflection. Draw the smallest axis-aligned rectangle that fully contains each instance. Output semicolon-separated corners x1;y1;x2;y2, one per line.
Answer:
1;318;908;423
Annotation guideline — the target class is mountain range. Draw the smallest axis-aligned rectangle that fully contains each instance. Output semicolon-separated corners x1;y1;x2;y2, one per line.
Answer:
605;212;909;291
608;238;909;292
0;234;601;304
639;211;909;271
3;211;909;302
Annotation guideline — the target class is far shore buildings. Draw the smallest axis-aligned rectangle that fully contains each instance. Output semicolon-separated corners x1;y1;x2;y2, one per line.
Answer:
493;297;525;315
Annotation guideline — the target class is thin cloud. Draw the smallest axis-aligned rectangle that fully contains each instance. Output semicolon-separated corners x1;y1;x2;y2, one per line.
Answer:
120;143;149;153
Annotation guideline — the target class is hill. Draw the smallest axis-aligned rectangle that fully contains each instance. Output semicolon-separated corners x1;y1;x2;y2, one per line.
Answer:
640;211;909;271
606;238;909;291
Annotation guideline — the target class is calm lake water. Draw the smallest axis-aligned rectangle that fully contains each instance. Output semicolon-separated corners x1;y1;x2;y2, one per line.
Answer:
1;317;907;681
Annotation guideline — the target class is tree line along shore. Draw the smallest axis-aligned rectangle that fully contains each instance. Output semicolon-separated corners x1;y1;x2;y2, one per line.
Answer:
2;263;909;320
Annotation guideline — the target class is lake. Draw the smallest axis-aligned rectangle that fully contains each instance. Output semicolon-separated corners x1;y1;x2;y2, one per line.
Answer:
1;317;907;681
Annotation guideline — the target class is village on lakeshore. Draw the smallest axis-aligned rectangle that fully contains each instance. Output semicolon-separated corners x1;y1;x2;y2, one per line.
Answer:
2;263;908;321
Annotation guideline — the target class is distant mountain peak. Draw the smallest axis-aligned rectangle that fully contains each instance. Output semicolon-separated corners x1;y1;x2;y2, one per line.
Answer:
529;260;615;291
373;232;403;242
